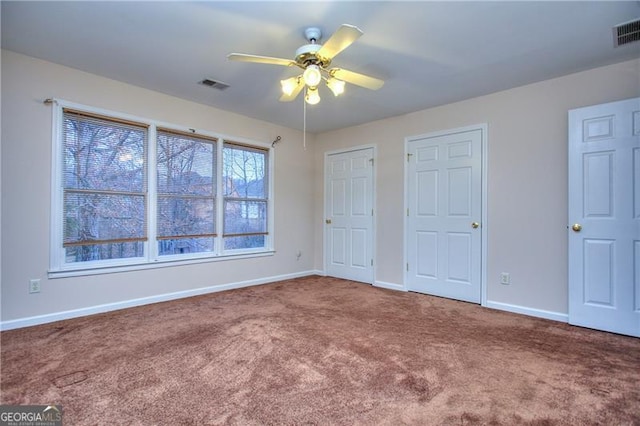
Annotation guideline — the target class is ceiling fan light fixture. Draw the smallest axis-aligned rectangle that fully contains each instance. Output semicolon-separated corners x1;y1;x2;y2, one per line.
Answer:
326;78;345;96
280;76;300;96
305;86;320;105
228;24;384;107
303;64;322;87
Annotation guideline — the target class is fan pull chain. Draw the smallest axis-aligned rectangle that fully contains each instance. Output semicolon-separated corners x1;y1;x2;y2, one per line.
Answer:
303;89;307;150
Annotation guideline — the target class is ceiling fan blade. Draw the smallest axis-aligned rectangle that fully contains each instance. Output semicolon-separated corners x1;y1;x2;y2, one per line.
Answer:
227;53;295;67
330;68;384;90
279;77;305;102
317;24;363;60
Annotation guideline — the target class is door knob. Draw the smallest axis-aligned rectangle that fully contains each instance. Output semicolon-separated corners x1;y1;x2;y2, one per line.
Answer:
325;219;332;224
571;223;582;232
471;222;480;229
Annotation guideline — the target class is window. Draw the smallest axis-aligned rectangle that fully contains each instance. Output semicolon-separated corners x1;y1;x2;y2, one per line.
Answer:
157;129;216;256
62;110;148;264
223;143;268;250
51;102;273;274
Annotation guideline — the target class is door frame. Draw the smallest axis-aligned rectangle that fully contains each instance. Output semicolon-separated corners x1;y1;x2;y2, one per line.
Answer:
323;144;377;284
403;124;488;306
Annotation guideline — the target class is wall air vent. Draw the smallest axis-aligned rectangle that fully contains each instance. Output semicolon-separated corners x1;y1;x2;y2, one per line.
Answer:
613;18;640;47
198;78;230;90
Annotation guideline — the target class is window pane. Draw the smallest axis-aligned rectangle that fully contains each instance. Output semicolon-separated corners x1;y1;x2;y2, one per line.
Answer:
223;144;266;198
62;111;147;264
157;131;216;256
222;143;269;251
64;192;146;244
158;237;214;255
157;132;215;196
224;200;267;235
65;241;144;263
157;196;215;237
224;235;265;251
63;114;146;192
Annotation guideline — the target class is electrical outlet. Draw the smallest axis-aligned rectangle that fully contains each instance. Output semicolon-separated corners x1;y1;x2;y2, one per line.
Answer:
29;279;41;293
500;272;510;285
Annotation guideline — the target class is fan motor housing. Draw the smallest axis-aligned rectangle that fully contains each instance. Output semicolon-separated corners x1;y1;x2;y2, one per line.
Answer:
295;44;331;68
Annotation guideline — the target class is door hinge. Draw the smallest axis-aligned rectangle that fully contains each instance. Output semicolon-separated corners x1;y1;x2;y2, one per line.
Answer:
371;209;374;216
407;153;413;162
371;259;373;266
406;262;409;271
369;158;374;166
407;208;409;217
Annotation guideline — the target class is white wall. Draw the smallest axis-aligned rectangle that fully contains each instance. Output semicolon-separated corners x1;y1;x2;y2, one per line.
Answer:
313;59;640;318
1;50;316;326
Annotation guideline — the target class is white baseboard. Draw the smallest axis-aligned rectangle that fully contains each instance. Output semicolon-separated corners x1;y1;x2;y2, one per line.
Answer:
312;271;405;292
7;270;568;332
374;280;406;292
484;300;568;323
0;270;319;331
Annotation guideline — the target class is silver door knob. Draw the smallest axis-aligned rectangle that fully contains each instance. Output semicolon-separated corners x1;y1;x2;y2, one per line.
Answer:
325;219;332;224
571;223;582;232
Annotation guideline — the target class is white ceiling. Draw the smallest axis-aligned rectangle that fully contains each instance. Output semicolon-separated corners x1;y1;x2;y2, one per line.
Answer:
2;1;639;133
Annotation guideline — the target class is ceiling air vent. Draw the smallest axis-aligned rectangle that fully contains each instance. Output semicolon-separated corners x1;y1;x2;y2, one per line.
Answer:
198;78;230;90
613;18;640;47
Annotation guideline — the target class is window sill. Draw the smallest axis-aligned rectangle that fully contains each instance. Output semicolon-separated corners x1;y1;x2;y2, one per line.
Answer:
48;250;275;279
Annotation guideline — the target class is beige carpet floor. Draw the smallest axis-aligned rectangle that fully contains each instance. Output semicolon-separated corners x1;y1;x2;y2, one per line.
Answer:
2;275;639;425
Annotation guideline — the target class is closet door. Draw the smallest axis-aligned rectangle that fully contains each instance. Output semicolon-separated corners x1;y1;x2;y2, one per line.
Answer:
406;128;483;304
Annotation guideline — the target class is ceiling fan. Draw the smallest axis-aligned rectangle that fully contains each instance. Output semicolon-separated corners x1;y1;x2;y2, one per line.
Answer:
227;24;384;105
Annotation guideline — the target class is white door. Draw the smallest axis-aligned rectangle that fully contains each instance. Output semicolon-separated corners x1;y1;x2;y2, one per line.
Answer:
568;97;640;337
325;148;374;283
406;128;483;303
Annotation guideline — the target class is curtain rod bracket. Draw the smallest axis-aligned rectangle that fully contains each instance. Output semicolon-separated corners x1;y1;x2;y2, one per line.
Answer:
272;136;282;147
43;98;58;106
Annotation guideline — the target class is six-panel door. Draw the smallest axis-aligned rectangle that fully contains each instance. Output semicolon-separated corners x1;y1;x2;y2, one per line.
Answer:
406;129;482;303
568;97;640;337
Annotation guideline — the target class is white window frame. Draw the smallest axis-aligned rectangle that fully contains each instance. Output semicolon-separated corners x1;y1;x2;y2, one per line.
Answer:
49;99;274;278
